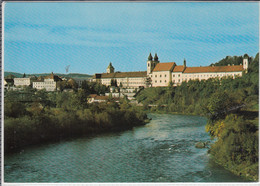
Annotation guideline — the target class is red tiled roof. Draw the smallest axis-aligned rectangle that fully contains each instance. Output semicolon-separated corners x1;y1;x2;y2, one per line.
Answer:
173;65;185;72
183;65;244;73
99;71;147;78
153;62;176;72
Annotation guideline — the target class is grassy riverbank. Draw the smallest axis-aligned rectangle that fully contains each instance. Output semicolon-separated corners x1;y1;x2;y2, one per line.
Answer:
4;89;148;153
135;53;259;181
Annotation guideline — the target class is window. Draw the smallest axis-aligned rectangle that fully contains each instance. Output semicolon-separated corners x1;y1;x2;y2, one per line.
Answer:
160;75;162;77
165;75;167;77
173;75;175;77
178;74;180;77
155;75;157;77
165;80;166;82
173;80;175;83
148;63;149;67
155;80;157;83
178;79;180;82
160;80;162;83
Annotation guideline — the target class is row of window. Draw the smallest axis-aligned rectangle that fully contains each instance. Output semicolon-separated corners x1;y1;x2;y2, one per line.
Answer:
154;80;168;83
153;74;168;78
152;73;240;79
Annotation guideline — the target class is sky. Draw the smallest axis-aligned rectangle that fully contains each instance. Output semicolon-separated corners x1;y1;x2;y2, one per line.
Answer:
3;2;259;75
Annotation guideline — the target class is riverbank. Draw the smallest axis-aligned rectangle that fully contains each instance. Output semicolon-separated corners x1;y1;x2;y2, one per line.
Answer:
206;110;259;181
138;107;258;181
4;102;148;153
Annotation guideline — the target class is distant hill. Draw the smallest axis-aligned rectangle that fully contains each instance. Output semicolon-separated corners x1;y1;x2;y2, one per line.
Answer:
4;72;93;80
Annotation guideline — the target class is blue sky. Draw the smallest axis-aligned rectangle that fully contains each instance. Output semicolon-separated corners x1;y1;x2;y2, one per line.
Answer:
4;2;259;74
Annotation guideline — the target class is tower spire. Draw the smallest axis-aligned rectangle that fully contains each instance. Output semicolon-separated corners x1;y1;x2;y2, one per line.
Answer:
148;53;153;61
107;62;115;73
154;53;159;62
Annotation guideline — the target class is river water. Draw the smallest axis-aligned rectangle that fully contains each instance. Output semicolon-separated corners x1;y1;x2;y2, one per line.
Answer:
4;113;247;182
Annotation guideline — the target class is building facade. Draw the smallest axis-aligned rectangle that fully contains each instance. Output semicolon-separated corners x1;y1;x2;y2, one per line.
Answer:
32;72;62;91
93;53;248;88
14;76;37;87
147;53;248;87
93;63;147;88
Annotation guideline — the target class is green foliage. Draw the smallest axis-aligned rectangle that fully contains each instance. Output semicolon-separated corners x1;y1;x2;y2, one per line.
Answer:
4;88;147;153
210;54;253;67
206;114;258;181
81;80;108;95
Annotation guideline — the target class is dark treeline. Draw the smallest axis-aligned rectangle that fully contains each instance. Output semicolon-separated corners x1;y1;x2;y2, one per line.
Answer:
4;82;147;153
136;53;259;181
210;54;253;66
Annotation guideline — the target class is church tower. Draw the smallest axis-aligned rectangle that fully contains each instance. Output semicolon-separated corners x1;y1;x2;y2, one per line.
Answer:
147;53;160;75
154;53;160;67
147;53;153;75
243;54;249;72
106;62;115;73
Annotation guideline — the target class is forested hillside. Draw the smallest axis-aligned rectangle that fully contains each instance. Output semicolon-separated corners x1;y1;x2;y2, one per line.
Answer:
136;53;259;181
136;53;258;114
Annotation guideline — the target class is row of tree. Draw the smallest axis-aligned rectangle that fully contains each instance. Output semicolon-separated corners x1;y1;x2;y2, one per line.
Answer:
4;82;147;153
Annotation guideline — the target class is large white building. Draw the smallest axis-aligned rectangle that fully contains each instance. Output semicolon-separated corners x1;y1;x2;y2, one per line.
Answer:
93;63;147;88
147;53;248;87
93;53;248;88
32;72;62;91
14;75;37;87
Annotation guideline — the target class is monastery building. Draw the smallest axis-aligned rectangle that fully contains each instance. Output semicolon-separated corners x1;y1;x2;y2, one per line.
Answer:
93;53;248;88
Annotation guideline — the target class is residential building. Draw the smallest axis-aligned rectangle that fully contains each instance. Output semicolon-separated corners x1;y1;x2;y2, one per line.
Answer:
32;72;62;91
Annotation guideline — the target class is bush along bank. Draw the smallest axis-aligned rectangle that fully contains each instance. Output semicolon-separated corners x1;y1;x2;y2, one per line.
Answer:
205;113;258;181
204;90;259;181
4;90;148;153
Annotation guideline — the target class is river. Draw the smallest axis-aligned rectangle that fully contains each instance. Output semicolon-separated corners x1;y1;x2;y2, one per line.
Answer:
4;113;247;182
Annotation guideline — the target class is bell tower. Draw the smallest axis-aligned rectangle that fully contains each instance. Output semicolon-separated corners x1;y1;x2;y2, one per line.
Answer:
243;54;249;71
106;62;115;73
147;53;153;75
